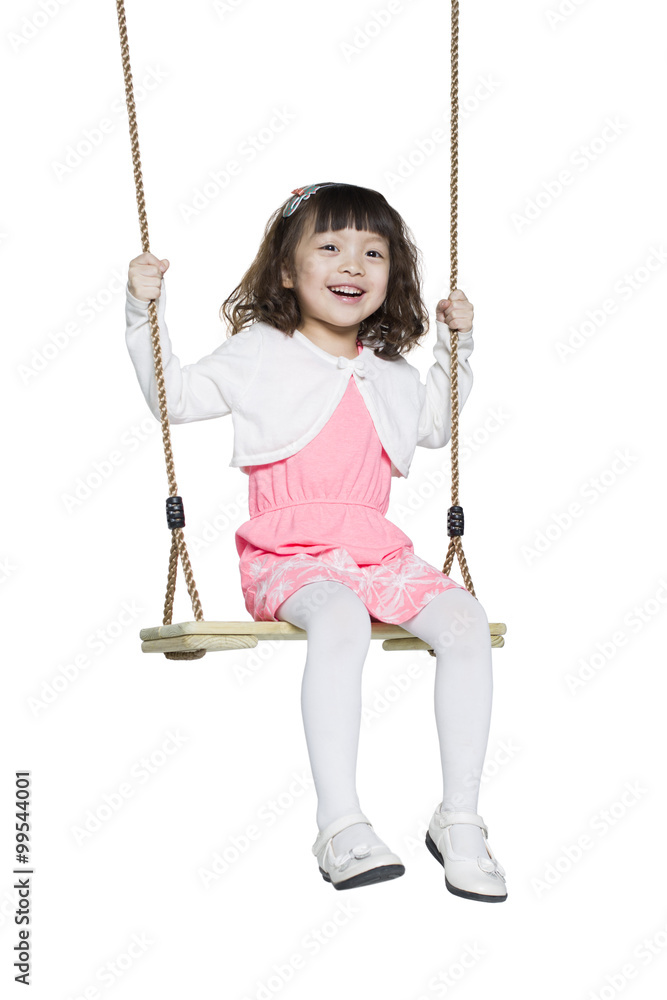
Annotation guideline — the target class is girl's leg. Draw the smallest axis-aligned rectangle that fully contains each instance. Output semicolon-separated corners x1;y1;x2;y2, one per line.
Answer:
400;587;494;859
275;580;390;856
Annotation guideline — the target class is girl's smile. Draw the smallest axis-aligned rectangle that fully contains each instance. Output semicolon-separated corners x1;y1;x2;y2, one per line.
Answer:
328;283;367;304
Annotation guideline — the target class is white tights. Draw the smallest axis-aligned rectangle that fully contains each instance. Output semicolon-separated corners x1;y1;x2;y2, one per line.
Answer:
275;581;494;859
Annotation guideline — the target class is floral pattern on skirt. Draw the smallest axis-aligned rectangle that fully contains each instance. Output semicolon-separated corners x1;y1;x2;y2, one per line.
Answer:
240;544;468;625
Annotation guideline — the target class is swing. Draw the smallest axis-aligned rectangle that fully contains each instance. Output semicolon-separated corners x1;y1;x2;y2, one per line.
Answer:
114;0;506;659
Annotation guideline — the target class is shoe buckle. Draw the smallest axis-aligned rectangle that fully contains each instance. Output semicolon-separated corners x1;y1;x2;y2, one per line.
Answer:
478;856;505;878
333;843;372;871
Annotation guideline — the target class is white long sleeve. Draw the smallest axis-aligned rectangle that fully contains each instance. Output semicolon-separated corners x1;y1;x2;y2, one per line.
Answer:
124;276;261;423
416;320;474;449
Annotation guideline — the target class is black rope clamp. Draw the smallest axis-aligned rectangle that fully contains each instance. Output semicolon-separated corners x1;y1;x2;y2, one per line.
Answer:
166;496;185;530
447;505;464;537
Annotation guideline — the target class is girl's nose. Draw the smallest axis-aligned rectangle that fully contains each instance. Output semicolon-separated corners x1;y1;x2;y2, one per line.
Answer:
339;260;364;274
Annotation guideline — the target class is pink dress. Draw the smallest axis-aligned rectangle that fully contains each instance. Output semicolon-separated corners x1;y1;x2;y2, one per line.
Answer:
235;339;468;625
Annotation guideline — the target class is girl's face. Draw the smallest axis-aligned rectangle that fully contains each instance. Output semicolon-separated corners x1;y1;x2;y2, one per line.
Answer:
282;222;390;336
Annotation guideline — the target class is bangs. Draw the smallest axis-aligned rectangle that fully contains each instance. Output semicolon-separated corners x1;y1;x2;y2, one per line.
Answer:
302;184;395;243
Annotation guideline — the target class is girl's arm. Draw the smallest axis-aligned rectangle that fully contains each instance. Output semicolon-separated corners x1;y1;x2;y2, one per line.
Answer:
124;276;260;423
416;319;474;449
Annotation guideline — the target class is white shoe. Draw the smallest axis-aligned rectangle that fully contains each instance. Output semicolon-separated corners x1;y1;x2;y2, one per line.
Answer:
426;804;508;902
312;810;405;890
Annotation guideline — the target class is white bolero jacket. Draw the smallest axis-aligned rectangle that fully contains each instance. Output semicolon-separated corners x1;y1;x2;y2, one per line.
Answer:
124;276;475;480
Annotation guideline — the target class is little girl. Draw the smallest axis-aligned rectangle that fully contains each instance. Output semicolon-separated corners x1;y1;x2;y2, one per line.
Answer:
124;182;507;901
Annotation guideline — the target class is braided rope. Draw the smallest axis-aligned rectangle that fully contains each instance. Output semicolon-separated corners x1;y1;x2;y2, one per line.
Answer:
429;1;476;656
115;0;206;659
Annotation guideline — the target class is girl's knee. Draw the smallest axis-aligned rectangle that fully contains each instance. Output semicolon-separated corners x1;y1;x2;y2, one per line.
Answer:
427;587;490;653
448;588;490;625
279;580;371;639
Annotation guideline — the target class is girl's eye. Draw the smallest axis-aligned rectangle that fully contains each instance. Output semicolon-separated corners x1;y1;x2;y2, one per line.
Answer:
320;244;383;257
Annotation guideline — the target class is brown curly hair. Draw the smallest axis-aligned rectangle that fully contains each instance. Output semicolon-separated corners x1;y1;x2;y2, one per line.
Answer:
219;182;431;361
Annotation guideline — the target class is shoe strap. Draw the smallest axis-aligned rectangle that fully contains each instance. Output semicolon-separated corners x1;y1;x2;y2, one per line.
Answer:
436;808;488;838
312;811;371;856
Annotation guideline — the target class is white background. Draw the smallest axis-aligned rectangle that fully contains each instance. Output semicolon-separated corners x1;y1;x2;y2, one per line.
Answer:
3;0;666;997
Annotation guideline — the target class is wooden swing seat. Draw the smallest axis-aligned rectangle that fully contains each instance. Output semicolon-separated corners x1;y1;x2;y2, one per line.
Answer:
140;620;506;654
